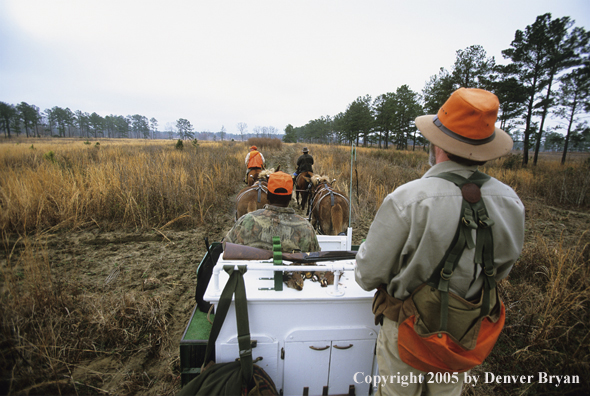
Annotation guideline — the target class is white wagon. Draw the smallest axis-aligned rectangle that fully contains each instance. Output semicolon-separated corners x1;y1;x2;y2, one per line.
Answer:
180;229;379;396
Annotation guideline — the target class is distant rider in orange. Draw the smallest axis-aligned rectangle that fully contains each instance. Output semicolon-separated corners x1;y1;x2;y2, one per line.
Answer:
244;145;265;183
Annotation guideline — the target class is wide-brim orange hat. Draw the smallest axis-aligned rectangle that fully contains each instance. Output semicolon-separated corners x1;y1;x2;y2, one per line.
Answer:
250;145;257;150
267;171;293;195
415;88;513;162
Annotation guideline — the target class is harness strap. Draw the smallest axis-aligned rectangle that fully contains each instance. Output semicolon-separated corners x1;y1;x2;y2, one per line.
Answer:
427;170;496;332
307;184;325;221
235;182;268;203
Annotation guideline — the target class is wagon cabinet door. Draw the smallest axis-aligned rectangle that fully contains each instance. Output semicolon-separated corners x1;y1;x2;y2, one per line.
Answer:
216;336;280;386
283;341;331;396
328;339;375;395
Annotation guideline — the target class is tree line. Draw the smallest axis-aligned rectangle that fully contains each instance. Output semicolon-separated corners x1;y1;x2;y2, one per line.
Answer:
0;101;282;143
0;100;283;145
0;103;161;140
284;13;590;165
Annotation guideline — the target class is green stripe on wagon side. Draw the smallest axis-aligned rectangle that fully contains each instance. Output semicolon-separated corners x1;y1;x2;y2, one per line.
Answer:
182;308;215;341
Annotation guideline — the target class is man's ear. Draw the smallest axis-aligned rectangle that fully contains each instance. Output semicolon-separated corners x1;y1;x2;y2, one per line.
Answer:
434;145;450;164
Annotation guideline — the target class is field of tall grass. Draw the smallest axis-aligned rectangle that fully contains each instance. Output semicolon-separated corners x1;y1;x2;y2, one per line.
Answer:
0;139;246;234
1;138;589;395
307;144;590;223
1;139;588;234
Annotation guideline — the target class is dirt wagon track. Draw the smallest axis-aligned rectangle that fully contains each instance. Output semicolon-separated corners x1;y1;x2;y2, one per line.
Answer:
33;228;235;395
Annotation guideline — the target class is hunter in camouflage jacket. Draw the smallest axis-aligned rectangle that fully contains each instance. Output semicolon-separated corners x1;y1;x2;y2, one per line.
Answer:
224;204;320;253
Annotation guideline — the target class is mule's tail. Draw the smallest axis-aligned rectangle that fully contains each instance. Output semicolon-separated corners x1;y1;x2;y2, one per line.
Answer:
331;204;344;235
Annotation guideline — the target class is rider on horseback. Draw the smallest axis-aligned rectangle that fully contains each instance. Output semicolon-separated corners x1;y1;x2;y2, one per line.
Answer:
292;147;313;181
245;145;265;183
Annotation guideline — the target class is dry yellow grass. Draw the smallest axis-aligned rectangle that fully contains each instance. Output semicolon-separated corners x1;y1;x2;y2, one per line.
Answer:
303;145;589;217
0;139;245;234
475;230;590;395
3;140;587;234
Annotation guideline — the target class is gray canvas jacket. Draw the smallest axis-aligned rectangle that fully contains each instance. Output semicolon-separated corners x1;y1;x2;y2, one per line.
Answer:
355;161;525;301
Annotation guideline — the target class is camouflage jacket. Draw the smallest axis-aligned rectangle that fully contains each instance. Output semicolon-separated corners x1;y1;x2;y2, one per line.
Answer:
224;205;320;252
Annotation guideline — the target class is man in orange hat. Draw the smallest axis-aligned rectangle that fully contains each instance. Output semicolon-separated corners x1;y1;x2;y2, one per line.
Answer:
355;88;525;395
244;145;265;183
225;171;319;253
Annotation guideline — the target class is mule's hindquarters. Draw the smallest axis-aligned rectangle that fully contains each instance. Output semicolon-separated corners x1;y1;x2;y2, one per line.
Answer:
295;172;313;211
296;190;310;212
235;185;268;220
315;200;348;235
331;204;345;235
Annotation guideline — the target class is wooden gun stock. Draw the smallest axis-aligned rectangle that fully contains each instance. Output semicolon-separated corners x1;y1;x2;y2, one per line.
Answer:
222;242;357;263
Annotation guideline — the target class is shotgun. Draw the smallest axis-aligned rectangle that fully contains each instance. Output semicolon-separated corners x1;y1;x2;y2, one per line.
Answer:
223;242;357;263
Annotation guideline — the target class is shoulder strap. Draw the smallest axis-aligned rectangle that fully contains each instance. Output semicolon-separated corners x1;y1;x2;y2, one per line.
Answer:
427;171;496;331
202;265;253;383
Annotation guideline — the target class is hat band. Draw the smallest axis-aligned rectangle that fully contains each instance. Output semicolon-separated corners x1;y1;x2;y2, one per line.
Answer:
433;115;496;146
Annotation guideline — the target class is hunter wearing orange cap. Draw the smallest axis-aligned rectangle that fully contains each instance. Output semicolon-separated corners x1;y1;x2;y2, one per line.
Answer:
355;88;525;396
224;171;319;253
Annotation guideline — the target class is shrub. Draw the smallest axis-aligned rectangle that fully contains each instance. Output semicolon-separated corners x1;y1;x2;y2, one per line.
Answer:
43;150;56;162
501;153;522;170
247;137;282;150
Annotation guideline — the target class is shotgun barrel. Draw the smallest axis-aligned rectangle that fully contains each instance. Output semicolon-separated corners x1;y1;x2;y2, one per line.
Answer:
222;242;357;263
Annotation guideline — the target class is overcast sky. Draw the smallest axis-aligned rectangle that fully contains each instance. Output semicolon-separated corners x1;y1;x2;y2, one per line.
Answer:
1;0;589;135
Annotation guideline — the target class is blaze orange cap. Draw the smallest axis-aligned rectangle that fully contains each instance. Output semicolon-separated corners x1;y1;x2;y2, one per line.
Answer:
415;88;513;161
267;171;293;195
436;88;498;142
250;145;257;150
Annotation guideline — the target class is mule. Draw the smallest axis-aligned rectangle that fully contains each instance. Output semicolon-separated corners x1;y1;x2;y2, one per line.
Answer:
294;171;314;212
246;164;279;186
246;168;262;186
308;175;349;235
235;180;268;220
235;168;278;220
